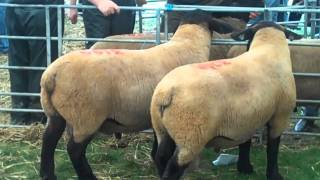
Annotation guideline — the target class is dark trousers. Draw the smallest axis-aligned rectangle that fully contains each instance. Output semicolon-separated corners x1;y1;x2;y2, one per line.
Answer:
305;105;319;125
82;0;136;48
5;6;64;124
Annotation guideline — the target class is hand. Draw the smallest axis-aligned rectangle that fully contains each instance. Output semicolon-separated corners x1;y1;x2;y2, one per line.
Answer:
69;8;78;24
96;0;120;16
249;12;260;19
135;0;147;6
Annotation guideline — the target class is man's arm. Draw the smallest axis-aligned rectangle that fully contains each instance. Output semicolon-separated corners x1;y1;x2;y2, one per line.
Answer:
69;0;78;24
89;0;120;16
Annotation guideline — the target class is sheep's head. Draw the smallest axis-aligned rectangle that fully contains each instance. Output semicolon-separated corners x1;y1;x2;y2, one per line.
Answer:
179;9;237;34
231;21;303;41
231;21;302;50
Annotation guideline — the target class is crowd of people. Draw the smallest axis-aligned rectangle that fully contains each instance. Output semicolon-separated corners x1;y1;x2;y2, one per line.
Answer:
0;0;318;132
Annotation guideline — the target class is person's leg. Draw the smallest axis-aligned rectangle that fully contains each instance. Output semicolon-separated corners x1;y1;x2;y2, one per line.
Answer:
295;105;318;132
6;7;30;124
266;0;280;22
110;0;136;35
0;6;8;53
26;7;64;124
278;0;288;22
304;105;318;128
16;8;46;124
316;0;320;37
82;0;110;49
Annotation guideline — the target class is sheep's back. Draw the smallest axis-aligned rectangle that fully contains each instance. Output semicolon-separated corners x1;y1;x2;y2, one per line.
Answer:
155;62;278;147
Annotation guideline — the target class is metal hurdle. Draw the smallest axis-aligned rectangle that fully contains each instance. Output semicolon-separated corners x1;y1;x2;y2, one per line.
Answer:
0;2;319;139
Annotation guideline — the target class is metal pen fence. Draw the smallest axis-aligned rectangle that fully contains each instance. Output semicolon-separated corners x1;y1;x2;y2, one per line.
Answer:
0;2;319;138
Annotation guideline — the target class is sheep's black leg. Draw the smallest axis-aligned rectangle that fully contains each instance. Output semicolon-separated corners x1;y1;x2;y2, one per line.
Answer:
67;134;97;180
161;150;189;180
237;139;254;174
151;131;158;162
266;125;283;180
40;116;66;180
155;133;176;177
114;132;122;140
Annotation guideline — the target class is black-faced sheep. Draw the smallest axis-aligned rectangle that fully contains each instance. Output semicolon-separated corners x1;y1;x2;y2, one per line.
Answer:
39;10;235;180
150;21;302;180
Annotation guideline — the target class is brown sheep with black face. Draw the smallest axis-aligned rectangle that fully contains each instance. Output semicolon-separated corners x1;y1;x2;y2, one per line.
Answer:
39;10;235;180
150;21;302;180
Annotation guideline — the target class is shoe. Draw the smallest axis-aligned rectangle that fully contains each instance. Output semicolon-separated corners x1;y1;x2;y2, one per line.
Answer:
294;119;308;132
294;106;307;132
212;154;238;166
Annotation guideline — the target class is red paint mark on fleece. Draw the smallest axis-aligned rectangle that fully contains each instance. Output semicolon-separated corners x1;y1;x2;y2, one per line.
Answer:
79;49;125;55
197;60;231;70
124;33;148;38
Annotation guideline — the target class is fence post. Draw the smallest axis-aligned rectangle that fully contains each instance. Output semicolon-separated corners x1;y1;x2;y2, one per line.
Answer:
57;6;63;57
45;6;52;66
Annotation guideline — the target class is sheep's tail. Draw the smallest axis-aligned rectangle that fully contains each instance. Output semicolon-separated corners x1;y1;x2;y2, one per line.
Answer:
150;87;175;143
40;67;59;117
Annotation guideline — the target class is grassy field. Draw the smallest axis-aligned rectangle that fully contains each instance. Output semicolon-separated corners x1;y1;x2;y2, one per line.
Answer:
0;126;320;180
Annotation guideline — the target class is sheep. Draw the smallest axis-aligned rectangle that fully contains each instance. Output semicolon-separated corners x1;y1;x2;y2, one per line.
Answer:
39;10;235;180
227;41;320;104
91;17;246;60
150;21;302;180
90;33;168;50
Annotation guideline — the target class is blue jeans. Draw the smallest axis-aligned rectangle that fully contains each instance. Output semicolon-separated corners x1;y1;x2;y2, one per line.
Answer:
0;6;8;52
248;0;288;24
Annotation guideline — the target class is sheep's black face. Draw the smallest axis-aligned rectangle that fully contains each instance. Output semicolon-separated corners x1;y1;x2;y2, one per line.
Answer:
180;9;213;27
179;9;237;34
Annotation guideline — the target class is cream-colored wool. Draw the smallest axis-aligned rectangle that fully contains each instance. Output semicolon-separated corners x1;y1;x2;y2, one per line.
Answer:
41;23;214;143
90;33;167;50
91;32;233;60
151;27;296;166
91;17;246;60
227;41;320;102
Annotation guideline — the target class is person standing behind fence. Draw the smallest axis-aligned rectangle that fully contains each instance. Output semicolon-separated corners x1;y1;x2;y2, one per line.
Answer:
248;0;288;24
0;0;8;54
163;0;226;33
81;0;146;49
163;0;264;33
5;0;77;125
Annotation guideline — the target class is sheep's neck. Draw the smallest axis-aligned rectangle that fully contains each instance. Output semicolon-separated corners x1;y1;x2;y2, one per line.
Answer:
249;28;288;52
171;24;212;49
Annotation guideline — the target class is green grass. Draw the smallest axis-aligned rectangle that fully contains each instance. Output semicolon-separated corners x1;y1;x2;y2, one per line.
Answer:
0;133;320;180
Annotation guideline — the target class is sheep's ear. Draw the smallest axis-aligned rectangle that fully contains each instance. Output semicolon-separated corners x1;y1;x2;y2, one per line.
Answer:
284;29;303;41
231;29;253;41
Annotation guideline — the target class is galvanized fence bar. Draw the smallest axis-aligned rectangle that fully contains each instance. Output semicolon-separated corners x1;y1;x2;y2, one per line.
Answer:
45;6;52;66
57;6;63;57
155;9;161;45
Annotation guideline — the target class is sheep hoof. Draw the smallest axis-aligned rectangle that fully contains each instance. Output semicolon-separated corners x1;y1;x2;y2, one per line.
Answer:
267;172;283;180
237;163;254;174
